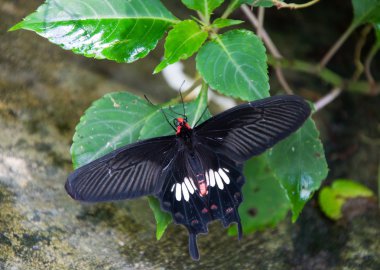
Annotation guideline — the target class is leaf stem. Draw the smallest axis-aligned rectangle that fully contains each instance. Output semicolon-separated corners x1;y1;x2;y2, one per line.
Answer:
364;41;380;92
314;88;342;112
268;56;379;94
272;0;320;9
221;0;239;19
319;23;357;69
352;25;372;81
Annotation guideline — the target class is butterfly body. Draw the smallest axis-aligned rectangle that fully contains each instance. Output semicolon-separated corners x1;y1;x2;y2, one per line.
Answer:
66;95;311;260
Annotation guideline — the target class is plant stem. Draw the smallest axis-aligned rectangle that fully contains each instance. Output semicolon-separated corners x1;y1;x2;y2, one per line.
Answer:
221;0;239;19
319;23;357;68
274;68;293;94
241;4;293;94
257;7;265;39
352;25;372;81
241;5;281;57
273;0;320;9
314;88;342;112
364;41;380;91
268;56;379;94
268;57;343;86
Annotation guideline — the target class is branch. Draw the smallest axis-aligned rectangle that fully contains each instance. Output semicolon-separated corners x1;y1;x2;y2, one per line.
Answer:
314;88;342;112
268;56;379;95
364;41;380;92
241;4;281;57
241;4;293;94
352;25;372;81
319;23;357;68
273;0;320;9
257;7;265;39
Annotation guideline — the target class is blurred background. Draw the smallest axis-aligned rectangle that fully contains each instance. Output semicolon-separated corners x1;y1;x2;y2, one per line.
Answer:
1;0;380;269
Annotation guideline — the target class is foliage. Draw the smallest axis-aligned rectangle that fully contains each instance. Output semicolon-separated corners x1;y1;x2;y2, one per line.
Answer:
318;179;374;220
267;118;328;221
11;0;379;239
228;154;290;235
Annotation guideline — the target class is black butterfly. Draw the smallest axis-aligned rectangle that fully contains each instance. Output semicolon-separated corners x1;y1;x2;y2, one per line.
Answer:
65;95;311;260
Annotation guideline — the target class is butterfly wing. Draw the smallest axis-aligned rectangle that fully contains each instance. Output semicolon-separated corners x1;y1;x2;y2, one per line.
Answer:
156;144;245;260
65;136;177;202
194;95;311;162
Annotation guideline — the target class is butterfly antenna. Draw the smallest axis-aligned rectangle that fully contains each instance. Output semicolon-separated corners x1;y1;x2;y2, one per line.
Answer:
179;88;186;118
168;105;186;118
144;95;155;106
161;108;176;131
144;95;176;131
193;105;209;127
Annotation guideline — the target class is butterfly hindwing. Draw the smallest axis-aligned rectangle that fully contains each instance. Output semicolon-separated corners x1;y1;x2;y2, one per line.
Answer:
194;95;311;162
65;136;177;202
157;145;245;260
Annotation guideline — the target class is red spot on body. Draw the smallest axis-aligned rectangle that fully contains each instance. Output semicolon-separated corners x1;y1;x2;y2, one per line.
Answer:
198;180;208;196
175;117;191;135
202;208;208;214
211;204;218;210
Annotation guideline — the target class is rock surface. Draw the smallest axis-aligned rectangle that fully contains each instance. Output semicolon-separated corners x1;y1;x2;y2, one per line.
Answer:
1;1;380;269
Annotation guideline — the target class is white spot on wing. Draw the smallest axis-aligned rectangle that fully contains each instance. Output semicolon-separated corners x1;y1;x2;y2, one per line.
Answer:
184;177;194;194
215;171;224;190
222;167;230;173
171;184;175;192
209;170;216;187
175;183;182;201
218;168;230;184
182;183;190;201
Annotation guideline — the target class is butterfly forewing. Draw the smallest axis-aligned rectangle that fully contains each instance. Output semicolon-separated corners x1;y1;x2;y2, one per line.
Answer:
194;95;311;162
66;136;177;202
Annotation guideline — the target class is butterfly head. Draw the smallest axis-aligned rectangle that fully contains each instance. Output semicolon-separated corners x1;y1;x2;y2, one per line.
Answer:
175;117;191;135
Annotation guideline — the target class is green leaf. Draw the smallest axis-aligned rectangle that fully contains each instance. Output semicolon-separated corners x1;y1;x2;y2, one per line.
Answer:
154;20;208;73
228;154;290;236
10;0;177;63
318;179;374;220
267;118;329;221
71;92;156;169
226;0;274;11
211;18;244;29
226;0;251;11
196;29;269;101
148;196;172;240
253;0;275;7
181;0;224;20
375;24;380;42
352;0;380;26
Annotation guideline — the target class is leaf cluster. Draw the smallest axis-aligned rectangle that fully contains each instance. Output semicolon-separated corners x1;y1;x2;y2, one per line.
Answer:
11;0;333;239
